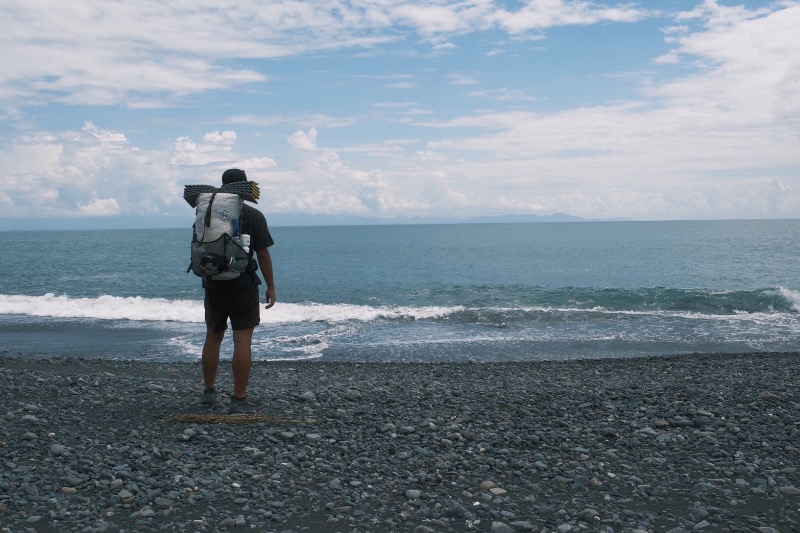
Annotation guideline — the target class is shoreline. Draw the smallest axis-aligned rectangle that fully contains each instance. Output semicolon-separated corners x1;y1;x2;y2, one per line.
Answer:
2;352;799;532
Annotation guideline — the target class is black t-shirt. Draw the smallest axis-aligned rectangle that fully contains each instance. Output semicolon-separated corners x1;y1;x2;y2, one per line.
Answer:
203;203;274;289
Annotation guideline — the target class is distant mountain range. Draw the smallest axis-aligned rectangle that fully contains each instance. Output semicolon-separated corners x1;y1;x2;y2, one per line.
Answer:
268;212;590;226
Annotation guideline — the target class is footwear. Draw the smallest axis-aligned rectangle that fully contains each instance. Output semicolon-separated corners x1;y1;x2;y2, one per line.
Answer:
229;395;262;414
200;388;217;407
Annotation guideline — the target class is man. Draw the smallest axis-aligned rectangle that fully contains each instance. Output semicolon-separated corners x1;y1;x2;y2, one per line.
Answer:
200;168;277;414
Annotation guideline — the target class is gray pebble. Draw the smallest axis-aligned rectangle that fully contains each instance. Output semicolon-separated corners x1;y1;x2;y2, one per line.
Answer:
49;444;66;456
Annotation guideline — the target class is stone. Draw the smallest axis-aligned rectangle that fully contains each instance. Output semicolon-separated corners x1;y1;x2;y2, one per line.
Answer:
49;444;66;456
300;391;317;402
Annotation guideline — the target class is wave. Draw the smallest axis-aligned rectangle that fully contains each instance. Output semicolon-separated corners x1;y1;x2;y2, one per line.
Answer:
440;285;800;314
0;293;460;324
779;286;800;312
0;293;206;323
0;286;797;325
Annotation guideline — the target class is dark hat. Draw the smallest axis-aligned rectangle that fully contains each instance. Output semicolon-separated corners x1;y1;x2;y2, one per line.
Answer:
222;168;247;184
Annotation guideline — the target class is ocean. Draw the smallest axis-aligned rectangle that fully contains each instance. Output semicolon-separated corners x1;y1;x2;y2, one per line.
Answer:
1;220;798;363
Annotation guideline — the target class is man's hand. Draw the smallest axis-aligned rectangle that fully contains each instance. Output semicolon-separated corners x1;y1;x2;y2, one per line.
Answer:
265;287;277;309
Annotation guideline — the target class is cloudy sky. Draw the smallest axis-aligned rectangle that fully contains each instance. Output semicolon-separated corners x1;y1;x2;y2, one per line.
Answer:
1;0;798;228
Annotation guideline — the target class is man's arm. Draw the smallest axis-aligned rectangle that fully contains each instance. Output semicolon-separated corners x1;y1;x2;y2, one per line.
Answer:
256;247;276;309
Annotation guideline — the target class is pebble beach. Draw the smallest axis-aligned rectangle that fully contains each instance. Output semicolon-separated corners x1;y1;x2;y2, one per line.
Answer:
1;353;798;533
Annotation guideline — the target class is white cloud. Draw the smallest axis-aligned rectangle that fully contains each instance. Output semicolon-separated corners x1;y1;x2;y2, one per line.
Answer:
653;5;800;123
497;0;647;34
674;0;772;26
0;0;649;109
0;125;249;218
288;128;319;151
0;2;798;224
77;197;121;216
448;73;480;85
171;132;239;166
276;187;370;215
237;157;278;170
83;122;128;144
203;131;237;145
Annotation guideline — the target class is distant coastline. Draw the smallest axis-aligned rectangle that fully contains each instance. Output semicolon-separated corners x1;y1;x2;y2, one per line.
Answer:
0;212;654;231
6;213;800;231
0;210;588;231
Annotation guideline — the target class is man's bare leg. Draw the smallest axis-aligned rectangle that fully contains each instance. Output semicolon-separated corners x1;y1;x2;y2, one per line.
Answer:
231;328;254;399
202;328;225;391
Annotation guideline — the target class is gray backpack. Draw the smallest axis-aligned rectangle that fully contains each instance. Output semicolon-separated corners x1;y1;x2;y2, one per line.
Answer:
184;181;260;280
188;191;250;280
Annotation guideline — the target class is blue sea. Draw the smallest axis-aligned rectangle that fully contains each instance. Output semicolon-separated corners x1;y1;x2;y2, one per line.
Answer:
1;220;799;363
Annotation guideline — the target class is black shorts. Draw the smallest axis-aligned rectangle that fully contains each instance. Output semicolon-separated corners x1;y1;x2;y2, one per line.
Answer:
204;285;260;332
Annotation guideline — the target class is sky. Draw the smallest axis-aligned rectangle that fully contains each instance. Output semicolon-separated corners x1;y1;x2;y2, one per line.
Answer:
1;0;799;229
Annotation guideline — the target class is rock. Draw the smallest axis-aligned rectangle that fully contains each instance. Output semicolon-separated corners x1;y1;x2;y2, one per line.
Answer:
480;480;496;490
572;476;590;488
49;444;66;456
299;391;317;402
154;497;173;508
491;522;515;533
444;502;468;518
131;506;155;518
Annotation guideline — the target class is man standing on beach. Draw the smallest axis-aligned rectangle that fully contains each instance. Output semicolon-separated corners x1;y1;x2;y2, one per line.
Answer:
200;168;277;414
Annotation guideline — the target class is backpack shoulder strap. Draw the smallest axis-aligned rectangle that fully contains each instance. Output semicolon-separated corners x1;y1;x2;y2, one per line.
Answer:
203;191;219;229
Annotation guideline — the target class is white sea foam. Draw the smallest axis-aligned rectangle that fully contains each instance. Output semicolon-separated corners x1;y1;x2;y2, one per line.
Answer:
778;286;800;312
2;290;796;327
0;293;206;322
261;302;461;324
0;293;463;324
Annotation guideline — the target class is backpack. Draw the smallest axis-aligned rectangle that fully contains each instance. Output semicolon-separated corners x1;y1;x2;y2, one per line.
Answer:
188;191;251;280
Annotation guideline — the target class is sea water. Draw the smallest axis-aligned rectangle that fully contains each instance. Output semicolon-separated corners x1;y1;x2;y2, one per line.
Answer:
1;220;798;362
